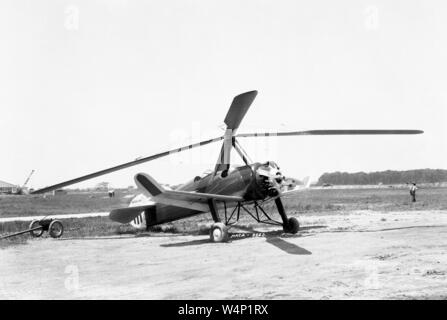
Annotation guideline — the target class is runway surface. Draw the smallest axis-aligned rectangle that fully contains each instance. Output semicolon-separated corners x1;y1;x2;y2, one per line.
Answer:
1;210;446;299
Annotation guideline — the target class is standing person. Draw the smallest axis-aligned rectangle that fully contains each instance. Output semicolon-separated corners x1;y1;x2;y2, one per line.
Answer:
409;183;417;202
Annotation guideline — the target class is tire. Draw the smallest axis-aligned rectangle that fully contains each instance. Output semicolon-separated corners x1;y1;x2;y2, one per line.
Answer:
210;222;229;243
49;220;64;238
29;220;44;237
283;217;300;234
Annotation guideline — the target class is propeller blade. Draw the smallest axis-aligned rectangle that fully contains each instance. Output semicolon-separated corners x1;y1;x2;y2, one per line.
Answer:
31;136;224;194
236;129;423;137
224;90;258;131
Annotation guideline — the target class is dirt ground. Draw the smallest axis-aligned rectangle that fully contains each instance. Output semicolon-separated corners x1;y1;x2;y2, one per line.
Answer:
1;209;446;299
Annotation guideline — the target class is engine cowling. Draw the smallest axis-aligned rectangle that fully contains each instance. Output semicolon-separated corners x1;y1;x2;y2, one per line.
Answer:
254;161;285;198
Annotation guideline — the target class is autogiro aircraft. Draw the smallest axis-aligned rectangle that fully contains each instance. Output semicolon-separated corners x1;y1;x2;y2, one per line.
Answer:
32;91;423;242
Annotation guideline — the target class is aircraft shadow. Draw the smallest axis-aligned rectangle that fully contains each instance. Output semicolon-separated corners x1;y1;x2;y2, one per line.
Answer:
265;237;312;255
231;224;327;233
58;226;323;255
161;227;317;255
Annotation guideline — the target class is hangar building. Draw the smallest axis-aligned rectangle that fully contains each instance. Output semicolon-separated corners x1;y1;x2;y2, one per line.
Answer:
0;180;18;194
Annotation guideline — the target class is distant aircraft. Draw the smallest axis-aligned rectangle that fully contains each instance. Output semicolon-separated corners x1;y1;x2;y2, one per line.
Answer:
31;91;423;242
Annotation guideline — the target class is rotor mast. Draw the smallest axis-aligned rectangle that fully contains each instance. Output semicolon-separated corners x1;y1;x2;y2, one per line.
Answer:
214;90;258;174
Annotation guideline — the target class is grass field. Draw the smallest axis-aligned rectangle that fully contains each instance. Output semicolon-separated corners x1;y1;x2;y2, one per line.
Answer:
0;190;137;218
1;186;446;247
280;186;447;213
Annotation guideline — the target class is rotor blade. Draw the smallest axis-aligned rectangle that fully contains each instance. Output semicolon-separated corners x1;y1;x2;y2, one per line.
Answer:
224;90;258;130
236;129;423;137
31;136;224;194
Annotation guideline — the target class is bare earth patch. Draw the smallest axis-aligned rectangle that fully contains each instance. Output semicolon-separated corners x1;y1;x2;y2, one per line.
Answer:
1;209;446;299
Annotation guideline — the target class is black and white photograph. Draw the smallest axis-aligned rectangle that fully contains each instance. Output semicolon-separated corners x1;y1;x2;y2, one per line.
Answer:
1;0;446;303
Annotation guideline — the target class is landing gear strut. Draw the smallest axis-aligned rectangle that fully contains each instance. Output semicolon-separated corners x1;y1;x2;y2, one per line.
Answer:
208;199;229;242
206;197;300;242
275;198;300;234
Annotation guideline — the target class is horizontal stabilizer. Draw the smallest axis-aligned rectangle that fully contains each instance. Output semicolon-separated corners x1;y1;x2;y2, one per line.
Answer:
109;205;154;224
134;173;243;211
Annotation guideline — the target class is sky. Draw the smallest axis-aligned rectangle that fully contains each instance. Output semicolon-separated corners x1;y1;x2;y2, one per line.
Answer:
0;0;446;189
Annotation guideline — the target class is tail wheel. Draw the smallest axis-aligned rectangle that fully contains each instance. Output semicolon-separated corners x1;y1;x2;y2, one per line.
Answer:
283;217;300;234
49;220;64;238
29;220;44;237
210;222;229;243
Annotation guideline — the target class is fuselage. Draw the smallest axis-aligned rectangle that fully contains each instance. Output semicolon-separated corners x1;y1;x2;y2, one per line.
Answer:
177;161;282;201
128;161;284;229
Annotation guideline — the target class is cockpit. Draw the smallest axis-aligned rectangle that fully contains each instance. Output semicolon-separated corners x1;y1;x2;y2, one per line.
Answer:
193;169;213;182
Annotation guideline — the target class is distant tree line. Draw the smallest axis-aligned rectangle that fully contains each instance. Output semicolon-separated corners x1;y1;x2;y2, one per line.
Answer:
317;169;447;185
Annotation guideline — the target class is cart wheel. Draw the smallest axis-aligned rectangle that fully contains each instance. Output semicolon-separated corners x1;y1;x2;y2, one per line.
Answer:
49;220;64;238
29;220;44;238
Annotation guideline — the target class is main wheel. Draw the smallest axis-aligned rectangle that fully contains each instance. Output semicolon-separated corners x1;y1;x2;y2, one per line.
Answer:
49;220;64;238
29;220;44;237
210;222;229;243
283;217;300;234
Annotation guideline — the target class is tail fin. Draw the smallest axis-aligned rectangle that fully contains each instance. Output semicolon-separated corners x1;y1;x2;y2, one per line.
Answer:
134;173;164;197
109;205;153;224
